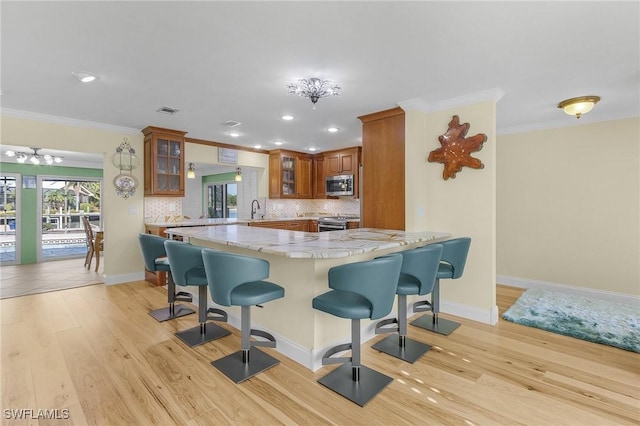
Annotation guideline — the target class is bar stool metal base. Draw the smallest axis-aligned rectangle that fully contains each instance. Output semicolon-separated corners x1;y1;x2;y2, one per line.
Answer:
148;304;195;322
372;335;431;363
410;314;461;336
211;347;280;384
318;363;393;407
175;323;230;347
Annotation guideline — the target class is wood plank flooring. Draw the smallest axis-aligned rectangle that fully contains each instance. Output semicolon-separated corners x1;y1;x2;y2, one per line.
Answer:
1;279;638;425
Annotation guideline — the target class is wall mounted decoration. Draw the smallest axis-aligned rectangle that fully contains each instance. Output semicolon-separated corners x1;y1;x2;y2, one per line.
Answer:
112;137;139;199
427;115;487;180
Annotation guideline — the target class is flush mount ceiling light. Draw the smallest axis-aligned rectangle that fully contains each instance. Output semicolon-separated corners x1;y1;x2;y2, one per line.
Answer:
287;77;341;109
72;71;97;83
187;162;196;179
557;96;601;119
235;167;242;182
5;147;62;165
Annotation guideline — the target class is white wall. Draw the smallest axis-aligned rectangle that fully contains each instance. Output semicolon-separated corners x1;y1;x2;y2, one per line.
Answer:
404;100;498;324
497;117;640;297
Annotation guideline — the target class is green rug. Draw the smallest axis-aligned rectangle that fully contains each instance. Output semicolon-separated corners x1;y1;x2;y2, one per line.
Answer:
502;288;640;353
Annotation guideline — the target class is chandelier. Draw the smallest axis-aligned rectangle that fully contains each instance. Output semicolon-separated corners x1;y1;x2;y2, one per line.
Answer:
287;78;341;108
5;147;62;165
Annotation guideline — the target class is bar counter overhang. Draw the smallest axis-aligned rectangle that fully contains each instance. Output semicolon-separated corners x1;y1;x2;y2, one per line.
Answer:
166;225;451;371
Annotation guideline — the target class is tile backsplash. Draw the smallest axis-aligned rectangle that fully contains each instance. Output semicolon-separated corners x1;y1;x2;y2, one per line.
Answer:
265;198;360;218
145;197;183;220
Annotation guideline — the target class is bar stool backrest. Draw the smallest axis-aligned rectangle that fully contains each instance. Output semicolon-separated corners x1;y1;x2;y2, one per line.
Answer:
328;253;402;320
164;240;206;286
400;244;444;295
201;249;270;306
441;237;471;279
138;233;168;272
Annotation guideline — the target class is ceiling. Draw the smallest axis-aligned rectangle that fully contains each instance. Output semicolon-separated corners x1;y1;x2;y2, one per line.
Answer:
1;1;639;163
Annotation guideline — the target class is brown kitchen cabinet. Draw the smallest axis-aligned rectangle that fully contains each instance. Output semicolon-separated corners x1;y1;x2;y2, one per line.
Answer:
269;150;312;199
249;220;311;231
347;221;360;230
324;147;360;176
142;126;187;196
359;107;405;230
313;156;326;198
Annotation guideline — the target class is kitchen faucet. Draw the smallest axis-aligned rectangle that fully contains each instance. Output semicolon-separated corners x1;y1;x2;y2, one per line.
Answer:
251;199;260;219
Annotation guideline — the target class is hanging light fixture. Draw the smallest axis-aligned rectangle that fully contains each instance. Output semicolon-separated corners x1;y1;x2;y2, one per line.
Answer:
5;147;62;165
235;167;242;182
557;96;601;119
187;163;196;179
287;77;341;108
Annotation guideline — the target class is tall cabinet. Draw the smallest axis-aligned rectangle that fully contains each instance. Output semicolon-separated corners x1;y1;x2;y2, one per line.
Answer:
358;107;405;230
142;126;187;197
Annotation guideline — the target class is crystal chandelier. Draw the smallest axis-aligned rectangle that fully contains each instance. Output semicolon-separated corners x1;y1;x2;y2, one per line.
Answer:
5;147;62;165
287;78;341;108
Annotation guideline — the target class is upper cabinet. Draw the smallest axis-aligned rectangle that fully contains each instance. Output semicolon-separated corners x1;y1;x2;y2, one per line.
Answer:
269;150;312;199
142;126;187;196
324;147;359;176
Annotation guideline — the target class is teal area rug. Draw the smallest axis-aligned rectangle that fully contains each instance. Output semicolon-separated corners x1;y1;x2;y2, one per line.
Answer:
502;288;640;353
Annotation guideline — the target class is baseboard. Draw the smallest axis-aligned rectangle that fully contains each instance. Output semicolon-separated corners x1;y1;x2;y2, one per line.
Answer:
104;271;145;285
497;275;640;306
437;300;499;325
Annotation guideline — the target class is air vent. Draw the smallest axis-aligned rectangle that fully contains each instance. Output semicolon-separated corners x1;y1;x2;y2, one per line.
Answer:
221;120;242;127
156;106;179;115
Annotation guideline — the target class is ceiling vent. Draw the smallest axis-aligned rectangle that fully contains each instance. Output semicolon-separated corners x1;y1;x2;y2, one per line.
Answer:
156;106;179;115
221;120;242;127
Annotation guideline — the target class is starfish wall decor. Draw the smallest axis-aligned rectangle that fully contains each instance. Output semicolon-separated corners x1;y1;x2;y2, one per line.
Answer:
428;115;487;180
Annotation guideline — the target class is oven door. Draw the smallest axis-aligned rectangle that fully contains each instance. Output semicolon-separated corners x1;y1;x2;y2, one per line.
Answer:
318;222;347;232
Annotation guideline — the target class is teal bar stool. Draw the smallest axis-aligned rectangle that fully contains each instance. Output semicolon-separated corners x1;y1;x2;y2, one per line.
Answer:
312;253;402;406
164;240;230;347
138;233;195;322
411;237;471;335
372;244;443;363
201;249;285;384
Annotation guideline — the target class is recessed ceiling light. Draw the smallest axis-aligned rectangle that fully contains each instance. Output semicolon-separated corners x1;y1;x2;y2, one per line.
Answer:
273;141;284;146
72;71;97;83
281;115;294;121
308;147;317;152
228;132;240;137
327;127;340;133
254;144;262;149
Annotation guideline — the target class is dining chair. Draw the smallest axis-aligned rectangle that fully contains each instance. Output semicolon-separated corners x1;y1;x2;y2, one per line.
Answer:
82;215;103;271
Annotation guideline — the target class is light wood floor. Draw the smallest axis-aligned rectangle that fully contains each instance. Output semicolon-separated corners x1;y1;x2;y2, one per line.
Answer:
1;278;638;425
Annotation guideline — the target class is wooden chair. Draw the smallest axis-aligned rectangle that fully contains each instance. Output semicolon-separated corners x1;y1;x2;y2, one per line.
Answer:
82;215;104;271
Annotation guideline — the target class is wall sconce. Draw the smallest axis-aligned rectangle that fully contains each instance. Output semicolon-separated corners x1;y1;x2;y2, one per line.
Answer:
557;96;601;119
187;163;196;179
235;167;242;182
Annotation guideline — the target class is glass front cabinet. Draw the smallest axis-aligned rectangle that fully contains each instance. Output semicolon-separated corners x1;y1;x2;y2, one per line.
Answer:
143;126;187;196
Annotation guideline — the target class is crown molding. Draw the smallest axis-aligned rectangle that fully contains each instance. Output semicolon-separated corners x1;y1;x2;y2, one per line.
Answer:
398;88;505;114
1;108;141;135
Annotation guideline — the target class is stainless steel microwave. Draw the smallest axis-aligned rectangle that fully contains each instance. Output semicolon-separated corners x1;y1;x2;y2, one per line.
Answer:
326;174;354;196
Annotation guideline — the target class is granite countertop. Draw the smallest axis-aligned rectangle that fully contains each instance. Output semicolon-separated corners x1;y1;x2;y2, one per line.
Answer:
165;225;450;259
145;217;360;227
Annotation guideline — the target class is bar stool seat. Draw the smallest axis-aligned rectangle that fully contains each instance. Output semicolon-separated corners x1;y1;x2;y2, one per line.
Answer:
411;237;471;335
138;233;195;322
201;249;285;383
372;244;443;363
312;253;402;406
164;240;231;347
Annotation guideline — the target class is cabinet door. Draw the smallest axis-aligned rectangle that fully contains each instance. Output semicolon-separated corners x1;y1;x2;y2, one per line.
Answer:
269;154;282;198
339;152;355;175
325;154;341;176
142;127;186;196
313;157;326;198
296;156;312;198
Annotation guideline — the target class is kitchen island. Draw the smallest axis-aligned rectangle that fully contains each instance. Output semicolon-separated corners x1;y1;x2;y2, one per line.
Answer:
166;225;450;370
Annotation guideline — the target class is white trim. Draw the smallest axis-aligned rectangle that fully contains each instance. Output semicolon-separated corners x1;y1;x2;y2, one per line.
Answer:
398;88;505;113
437;300;499;325
104;271;145;285
497;275;640;306
1;108;140;135
497;112;640;136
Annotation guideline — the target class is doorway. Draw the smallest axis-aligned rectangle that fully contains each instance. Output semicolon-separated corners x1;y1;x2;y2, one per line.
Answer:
206;183;237;218
0;174;21;265
38;177;102;261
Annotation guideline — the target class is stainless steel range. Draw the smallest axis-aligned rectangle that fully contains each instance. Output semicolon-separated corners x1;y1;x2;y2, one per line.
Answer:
317;216;352;232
